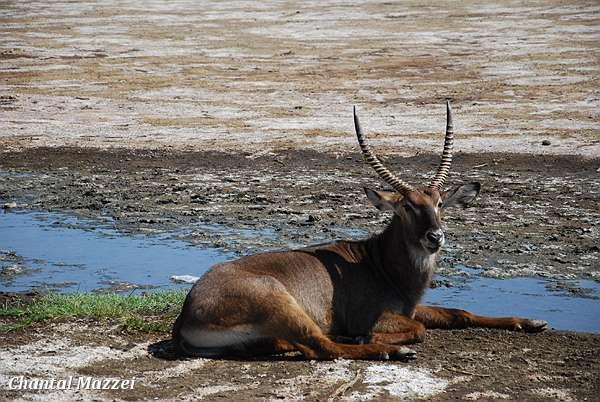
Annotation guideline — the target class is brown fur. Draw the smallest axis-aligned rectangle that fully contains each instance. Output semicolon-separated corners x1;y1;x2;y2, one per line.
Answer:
172;184;546;360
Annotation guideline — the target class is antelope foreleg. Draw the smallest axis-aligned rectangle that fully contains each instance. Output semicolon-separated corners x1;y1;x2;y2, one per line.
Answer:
369;311;426;345
414;305;547;332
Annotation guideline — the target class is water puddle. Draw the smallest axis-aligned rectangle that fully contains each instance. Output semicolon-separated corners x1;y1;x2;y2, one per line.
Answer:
0;210;233;292
426;274;600;333
1;209;598;332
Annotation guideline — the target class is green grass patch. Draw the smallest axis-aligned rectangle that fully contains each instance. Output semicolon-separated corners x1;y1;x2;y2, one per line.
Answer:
0;291;187;334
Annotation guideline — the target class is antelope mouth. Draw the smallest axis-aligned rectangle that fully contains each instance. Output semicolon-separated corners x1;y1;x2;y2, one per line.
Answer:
421;240;444;254
425;245;441;253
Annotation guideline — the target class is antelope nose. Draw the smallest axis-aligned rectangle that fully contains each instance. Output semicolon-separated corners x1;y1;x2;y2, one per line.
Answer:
426;229;444;244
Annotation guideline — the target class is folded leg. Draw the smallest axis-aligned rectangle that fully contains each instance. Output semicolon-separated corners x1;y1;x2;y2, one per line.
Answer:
369;311;426;345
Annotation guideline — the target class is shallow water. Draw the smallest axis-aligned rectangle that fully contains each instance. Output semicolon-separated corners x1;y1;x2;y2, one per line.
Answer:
426;275;600;333
1;209;599;332
0;210;233;292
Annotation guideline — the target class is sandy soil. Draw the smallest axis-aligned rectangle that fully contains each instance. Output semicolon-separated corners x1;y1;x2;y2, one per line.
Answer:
1;0;600;400
1;0;599;156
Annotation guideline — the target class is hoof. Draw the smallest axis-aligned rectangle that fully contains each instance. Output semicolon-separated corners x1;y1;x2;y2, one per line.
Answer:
390;346;417;361
518;319;548;333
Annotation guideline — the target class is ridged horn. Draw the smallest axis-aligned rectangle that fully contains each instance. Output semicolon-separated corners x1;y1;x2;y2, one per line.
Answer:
429;100;454;189
353;106;415;195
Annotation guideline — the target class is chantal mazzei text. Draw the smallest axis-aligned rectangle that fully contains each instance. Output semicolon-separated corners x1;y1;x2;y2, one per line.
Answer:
5;376;135;391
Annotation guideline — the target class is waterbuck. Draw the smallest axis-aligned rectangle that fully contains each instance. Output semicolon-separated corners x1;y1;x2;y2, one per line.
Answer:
172;101;547;360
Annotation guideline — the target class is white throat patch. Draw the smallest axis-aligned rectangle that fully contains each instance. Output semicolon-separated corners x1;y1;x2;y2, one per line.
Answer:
409;248;437;273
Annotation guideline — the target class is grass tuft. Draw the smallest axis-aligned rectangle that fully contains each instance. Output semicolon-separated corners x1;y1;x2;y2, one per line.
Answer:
0;291;186;334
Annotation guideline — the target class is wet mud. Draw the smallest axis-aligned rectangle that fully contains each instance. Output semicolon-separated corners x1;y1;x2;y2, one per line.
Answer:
1;148;598;285
1;149;599;401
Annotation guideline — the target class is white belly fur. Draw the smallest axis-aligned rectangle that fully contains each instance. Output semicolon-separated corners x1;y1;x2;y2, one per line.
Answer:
181;324;264;348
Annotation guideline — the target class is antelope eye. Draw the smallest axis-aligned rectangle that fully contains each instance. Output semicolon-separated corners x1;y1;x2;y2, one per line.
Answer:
437;200;443;208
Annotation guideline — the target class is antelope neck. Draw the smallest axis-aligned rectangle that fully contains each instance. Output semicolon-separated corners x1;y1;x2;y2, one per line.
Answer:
366;214;436;311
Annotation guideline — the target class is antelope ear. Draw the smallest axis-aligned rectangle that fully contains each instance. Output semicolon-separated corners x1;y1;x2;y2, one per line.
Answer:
442;182;481;208
364;187;402;211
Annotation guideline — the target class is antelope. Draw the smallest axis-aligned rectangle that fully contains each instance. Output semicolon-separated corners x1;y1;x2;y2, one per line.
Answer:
172;101;547;360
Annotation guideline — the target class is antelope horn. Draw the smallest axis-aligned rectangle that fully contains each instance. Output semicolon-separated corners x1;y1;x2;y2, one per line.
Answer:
353;106;415;194
429;100;454;189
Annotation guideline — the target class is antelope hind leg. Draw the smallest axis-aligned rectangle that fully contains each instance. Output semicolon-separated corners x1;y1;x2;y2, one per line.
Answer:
261;292;417;361
414;305;547;332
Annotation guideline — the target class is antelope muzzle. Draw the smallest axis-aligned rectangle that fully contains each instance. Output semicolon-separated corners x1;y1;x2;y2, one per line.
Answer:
423;228;445;252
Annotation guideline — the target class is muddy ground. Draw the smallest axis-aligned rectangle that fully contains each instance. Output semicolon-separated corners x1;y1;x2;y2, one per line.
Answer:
1;148;599;285
0;319;598;401
1;0;600;400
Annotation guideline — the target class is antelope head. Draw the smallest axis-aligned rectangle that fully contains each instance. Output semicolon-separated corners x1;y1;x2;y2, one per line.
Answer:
354;101;480;254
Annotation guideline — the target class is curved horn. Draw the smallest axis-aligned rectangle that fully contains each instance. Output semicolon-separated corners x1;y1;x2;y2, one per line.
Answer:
429;100;454;189
353;106;415;194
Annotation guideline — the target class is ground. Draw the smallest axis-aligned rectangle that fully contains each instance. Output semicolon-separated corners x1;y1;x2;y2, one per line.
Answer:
1;1;599;155
0;319;598;401
1;0;600;401
1;148;598;284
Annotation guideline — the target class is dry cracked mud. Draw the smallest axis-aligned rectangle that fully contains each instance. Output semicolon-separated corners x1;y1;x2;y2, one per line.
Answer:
1;1;599;155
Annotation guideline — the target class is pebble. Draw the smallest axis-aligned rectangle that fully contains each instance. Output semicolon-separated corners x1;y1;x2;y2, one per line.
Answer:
541;140;551;146
307;214;319;223
0;264;26;277
170;275;200;284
